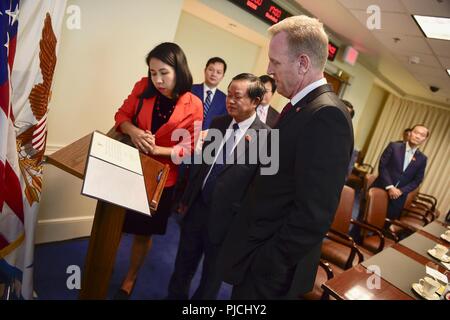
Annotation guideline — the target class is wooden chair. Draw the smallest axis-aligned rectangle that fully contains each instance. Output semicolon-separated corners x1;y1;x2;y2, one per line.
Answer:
301;260;336;300
321;186;374;270
360;188;415;253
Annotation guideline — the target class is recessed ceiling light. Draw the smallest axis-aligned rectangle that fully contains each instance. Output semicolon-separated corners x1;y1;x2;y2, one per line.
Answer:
412;15;450;41
447;69;450;77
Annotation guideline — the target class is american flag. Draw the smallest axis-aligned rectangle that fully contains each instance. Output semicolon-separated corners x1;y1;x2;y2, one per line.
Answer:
1;0;24;299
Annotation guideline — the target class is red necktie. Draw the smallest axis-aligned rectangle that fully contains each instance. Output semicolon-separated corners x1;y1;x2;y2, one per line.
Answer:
277;102;293;123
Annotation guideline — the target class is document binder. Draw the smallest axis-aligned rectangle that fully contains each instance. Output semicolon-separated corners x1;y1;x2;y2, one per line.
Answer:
81;131;169;214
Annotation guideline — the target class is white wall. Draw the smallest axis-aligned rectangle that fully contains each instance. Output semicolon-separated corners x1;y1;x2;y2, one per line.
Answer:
174;11;261;93
38;0;184;243
38;0;402;243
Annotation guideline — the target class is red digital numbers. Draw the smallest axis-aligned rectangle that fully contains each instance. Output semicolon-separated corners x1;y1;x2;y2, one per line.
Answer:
246;0;263;10
328;42;338;61
268;5;281;18
234;0;288;25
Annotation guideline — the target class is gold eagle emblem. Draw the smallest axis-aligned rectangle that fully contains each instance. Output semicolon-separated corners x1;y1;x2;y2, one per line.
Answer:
16;13;57;205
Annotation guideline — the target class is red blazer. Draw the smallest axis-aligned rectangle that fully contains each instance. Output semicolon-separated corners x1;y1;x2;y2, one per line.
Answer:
114;77;203;187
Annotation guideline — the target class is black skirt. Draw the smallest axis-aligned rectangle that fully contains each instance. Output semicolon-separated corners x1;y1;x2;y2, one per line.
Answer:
122;187;174;235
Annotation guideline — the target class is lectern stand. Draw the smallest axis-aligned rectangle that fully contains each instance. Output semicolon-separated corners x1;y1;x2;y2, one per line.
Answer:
46;132;168;299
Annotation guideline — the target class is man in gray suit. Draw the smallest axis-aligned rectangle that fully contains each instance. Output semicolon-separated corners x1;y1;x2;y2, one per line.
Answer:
167;73;271;300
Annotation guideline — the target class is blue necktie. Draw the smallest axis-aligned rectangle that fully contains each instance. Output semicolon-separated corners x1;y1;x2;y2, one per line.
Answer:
202;123;239;203
204;90;212;118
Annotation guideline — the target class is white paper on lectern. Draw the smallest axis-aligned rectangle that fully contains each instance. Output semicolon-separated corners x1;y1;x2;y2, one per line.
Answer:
82;131;151;215
82;156;151;215
90;131;142;174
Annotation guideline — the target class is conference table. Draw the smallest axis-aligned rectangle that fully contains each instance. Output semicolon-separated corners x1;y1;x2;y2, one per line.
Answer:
322;220;450;300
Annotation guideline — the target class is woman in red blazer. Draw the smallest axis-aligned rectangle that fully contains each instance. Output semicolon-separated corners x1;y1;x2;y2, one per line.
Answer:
113;42;203;299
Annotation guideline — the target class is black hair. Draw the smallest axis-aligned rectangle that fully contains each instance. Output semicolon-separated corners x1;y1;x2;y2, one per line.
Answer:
229;73;266;103
205;57;227;74
404;128;412;133
259;75;277;94
140;42;193;101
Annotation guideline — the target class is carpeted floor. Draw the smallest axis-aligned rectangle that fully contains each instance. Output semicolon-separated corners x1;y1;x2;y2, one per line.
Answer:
34;190;361;300
34;215;232;300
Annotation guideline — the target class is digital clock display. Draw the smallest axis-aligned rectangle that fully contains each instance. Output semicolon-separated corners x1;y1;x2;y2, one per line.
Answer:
228;0;291;25
229;0;339;62
328;41;339;61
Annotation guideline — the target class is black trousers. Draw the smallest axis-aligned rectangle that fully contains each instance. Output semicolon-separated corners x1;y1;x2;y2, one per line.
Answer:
167;197;223;300
231;267;295;300
387;193;407;220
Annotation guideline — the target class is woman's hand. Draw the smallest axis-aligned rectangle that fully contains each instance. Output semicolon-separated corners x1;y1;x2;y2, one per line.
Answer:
119;121;154;154
130;128;154;154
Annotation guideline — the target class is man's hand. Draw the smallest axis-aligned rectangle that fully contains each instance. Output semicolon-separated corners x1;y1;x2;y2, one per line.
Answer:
388;187;402;200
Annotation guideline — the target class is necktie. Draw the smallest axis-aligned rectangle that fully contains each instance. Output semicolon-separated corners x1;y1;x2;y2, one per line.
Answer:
202;123;240;203
275;101;292;126
275;102;293;126
204;90;212;118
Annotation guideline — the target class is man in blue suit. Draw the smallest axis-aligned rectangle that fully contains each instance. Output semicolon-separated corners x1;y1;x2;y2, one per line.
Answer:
372;124;429;220
191;57;228;130
173;58;229;215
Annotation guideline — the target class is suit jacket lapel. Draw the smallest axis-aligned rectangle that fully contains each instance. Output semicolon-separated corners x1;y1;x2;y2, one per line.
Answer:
276;84;334;129
266;106;278;127
199;115;232;177
221;116;265;174
399;143;406;172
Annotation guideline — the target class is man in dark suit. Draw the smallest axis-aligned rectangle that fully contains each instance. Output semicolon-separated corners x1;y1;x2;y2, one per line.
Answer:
372;124;429;220
218;15;354;299
257;75;280;128
167;73;271;300
191;57;228;130
174;57;228;205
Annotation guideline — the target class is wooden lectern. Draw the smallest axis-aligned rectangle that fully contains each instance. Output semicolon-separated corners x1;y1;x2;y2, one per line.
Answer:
46;131;169;299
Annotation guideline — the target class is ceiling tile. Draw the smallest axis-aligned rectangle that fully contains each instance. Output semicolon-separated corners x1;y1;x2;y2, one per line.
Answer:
401;0;450;17
428;38;450;58
373;32;433;54
339;0;406;12
438;56;450;68
396;53;442;67
407;64;447;78
350;10;423;36
414;73;450;88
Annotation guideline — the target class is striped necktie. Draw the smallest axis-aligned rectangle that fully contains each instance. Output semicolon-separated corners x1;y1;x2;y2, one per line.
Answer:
202;123;239;203
204;90;212;118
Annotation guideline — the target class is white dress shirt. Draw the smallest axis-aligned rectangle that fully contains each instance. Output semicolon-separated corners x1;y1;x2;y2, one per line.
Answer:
256;104;270;124
403;143;417;171
290;78;327;106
